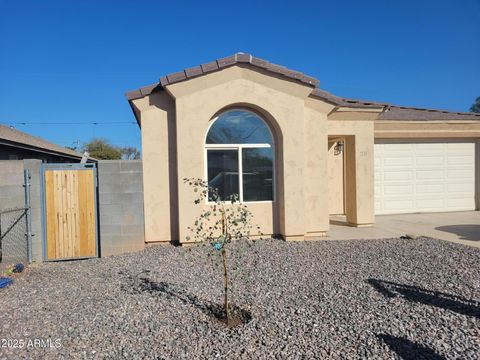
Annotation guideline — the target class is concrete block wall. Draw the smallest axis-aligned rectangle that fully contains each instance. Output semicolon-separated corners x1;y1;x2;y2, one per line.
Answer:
0;160;25;210
97;160;145;256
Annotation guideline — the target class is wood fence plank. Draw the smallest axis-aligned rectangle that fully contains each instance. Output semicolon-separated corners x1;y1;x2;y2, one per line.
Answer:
72;171;80;257
45;168;97;260
45;171;56;259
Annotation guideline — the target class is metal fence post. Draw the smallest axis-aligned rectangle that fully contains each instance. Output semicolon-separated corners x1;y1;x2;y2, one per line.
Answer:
24;169;33;263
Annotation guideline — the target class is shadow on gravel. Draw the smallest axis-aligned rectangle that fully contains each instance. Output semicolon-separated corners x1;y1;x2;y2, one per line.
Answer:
367;279;480;318
120;271;252;326
378;334;446;360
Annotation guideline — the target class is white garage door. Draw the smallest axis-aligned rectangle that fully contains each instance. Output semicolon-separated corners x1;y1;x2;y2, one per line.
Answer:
375;140;476;214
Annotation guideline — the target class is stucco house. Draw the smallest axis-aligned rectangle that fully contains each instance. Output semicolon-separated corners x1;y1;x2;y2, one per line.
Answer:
126;53;480;244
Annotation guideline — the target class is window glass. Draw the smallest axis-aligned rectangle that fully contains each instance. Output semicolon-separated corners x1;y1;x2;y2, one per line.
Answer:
206;110;273;145
207;149;239;201
242;148;274;201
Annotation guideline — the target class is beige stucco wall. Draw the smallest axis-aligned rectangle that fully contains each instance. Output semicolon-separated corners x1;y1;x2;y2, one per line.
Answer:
303;98;331;238
328;140;345;215
166;66;320;242
133;92;178;243
375;121;480;138
132;65;380;243
327;117;376;226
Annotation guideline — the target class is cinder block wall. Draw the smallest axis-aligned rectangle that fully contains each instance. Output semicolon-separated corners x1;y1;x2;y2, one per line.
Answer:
97;160;145;256
0;160;25;210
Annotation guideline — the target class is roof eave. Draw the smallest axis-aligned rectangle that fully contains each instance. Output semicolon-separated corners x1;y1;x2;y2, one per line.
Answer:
0;139;88;161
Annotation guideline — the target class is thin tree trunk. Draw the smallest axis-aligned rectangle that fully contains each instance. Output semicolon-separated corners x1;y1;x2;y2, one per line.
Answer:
222;247;229;325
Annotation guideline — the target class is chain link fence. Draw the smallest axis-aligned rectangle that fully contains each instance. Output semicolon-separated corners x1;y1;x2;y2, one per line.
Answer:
0;207;29;273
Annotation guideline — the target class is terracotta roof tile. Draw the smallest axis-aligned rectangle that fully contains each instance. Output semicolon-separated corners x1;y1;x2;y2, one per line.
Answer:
125;53;480;122
235;53;251;62
379;106;480;121
200;61;219;72
139;83;159;96
310;88;387;108
159;76;169;87
125;89;142;101
250;56;269;69
166;71;187;83
185;66;203;78
217;55;236;68
126;52;319;101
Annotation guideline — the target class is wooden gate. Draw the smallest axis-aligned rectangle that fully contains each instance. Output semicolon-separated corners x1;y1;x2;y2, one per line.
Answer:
42;164;98;261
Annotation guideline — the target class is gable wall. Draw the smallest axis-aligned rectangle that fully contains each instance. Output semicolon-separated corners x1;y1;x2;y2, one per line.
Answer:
134;65;378;242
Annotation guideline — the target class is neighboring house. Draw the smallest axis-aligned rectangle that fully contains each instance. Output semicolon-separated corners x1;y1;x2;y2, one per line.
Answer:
126;53;480;244
0;124;85;162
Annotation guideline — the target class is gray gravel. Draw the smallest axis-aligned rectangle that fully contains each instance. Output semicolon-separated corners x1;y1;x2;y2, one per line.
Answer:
0;237;479;359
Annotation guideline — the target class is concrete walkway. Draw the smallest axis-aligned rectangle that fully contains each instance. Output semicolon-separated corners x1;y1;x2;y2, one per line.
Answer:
327;211;480;248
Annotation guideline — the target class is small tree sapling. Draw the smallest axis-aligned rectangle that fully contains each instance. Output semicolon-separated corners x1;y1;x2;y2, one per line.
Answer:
183;178;261;326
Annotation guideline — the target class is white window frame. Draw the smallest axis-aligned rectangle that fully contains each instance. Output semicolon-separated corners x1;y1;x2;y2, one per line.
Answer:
204;110;275;204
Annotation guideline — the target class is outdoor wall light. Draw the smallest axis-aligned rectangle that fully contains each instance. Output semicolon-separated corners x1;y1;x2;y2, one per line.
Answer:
334;141;344;154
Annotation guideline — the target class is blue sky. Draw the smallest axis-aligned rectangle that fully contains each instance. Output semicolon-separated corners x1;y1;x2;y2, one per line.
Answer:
1;0;479;152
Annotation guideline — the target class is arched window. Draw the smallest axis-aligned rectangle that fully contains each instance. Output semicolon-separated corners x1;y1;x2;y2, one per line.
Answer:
205;109;274;202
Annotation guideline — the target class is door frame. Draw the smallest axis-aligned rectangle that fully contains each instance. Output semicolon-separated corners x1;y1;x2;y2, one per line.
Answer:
328;137;346;215
40;163;99;261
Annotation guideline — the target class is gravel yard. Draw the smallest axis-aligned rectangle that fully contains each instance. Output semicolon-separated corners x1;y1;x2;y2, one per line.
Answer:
0;237;479;359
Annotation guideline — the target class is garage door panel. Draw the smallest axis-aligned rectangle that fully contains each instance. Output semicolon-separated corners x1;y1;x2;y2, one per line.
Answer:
416;170;444;180
447;142;473;150
447;155;474;165
416;183;444;193
384;199;415;212
384;171;414;181
446;169;474;179
447;198;475;208
416;198;445;210
384;157;414;166
384;184;414;195
446;183;474;193
416;143;444;151
416;156;444;165
375;141;475;214
383;143;414;151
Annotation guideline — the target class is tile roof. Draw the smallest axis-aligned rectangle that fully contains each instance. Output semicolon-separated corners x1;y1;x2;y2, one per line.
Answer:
310;88;387;109
125;52;480;122
378;106;480;121
0;124;85;159
125;53;319;101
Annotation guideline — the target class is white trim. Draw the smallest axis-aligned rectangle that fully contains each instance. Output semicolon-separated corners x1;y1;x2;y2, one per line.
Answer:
204;108;276;204
205;143;271;149
238;146;244;201
204;145;275;203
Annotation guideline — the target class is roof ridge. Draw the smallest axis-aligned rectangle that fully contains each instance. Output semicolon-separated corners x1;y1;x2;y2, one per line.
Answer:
126;52;320;101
